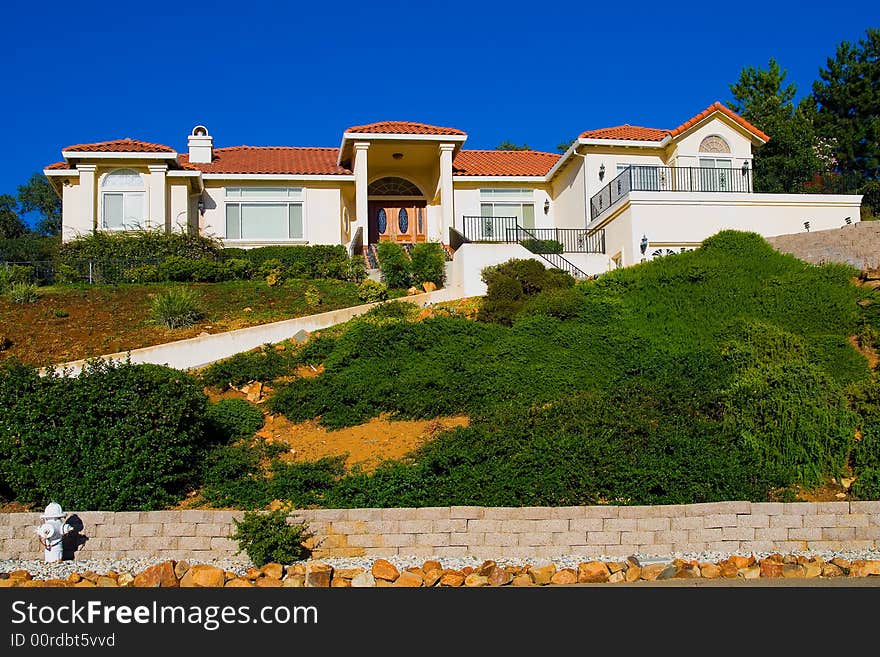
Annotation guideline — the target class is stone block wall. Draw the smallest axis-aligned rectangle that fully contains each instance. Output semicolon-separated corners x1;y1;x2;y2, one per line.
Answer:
3;502;880;562
766;221;880;269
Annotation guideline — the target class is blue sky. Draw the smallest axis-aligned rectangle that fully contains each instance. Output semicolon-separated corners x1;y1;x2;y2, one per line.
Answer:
1;0;876;225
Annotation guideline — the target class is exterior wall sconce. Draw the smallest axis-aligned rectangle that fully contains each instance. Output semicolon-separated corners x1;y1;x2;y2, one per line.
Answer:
599;164;606;181
741;161;749;176
640;235;648;254
804;221;810;232
197;199;205;215
392;152;404;160
845;216;852;225
544;199;550;214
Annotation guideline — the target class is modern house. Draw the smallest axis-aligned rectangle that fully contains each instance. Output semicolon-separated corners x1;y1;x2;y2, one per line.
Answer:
45;102;862;291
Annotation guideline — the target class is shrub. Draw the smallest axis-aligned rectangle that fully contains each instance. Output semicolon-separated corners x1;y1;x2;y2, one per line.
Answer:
231;245;349;279
59;229;222;263
6;283;38;304
304;285;322;307
477;259;575;325
521;287;587;320
123;264;160;283
357;279;388;303
205;399;264;443
54;309;69;318
342;255;368;283
201;345;297;389
0;359;209;510
0;265;33;291
409;243;446;287
362;300;419;322
53;263;80;284
150;287;204;329
377;242;411;288
521;238;563;254
0;234;59;262
295;334;337;367
230;509;314;566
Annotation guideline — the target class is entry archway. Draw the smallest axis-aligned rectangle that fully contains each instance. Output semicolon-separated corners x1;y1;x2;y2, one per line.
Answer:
367;176;427;244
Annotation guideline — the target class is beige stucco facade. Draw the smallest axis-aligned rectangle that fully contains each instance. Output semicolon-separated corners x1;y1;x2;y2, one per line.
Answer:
46;106;863;281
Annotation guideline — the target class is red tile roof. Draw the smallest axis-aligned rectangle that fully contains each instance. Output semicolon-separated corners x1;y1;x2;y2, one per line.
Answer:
670;101;769;142
453;150;560;176
63;138;176;153
179;147;352;175
345;121;465;136
45;161;71;170
578;102;769;143
578;125;669;141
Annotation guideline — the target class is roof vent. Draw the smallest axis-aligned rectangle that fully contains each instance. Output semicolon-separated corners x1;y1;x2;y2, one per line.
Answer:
188;125;213;163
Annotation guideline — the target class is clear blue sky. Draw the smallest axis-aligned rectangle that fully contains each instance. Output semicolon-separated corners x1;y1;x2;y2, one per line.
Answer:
1;0;877;224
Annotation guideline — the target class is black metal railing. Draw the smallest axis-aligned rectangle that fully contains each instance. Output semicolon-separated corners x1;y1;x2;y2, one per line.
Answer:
590;165;754;221
459;217;605;254
514;226;590;279
349;226;363;259
449;226;469;251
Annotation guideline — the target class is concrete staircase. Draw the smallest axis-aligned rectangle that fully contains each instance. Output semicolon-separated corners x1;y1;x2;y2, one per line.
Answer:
766;221;880;269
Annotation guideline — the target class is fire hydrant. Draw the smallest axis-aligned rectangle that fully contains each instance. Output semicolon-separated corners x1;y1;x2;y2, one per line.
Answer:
35;503;73;563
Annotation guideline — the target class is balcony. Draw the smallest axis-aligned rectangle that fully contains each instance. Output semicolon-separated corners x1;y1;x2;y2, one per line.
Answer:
590;165;754;221
458;216;605;253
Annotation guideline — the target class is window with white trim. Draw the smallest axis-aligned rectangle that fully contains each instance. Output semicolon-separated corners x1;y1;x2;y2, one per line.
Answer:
479;188;535;229
101;169;145;230
225;187;304;240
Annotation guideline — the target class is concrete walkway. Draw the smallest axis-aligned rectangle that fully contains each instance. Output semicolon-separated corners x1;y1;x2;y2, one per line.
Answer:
51;285;465;376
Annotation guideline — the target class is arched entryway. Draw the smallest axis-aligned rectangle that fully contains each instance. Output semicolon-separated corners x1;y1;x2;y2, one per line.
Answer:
367;176;428;244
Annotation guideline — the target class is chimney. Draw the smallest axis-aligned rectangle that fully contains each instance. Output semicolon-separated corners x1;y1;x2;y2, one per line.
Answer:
188;125;213;163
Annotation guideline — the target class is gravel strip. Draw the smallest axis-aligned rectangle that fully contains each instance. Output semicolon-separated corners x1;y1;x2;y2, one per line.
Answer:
6;548;880;580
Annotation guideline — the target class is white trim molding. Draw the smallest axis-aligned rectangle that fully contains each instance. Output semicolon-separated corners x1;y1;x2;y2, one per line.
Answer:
61;151;178;160
201;173;355;181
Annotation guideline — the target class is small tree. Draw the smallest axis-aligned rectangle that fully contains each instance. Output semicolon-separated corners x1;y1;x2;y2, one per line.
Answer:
230;509;314;566
376;242;412;289
18;173;61;236
496;141;531;151
0;195;27;239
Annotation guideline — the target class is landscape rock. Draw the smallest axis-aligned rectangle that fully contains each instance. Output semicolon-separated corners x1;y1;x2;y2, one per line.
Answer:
850;560;880;577
225;578;254;587
96;576;118;587
802;561;822;579
551;569;578;585
625;565;642;582
729;555;754;569
577;561;609;583
180;564;226;588
306;563;333;588
260;563;284;580
422;282;437;293
477;560;497;576
511;574;534;587
371;559;400;582
739;566;761;579
673;564;700;579
640;564;667;581
487;566;512;587
117;573;134;587
331;578;352;588
656;564;679;580
283;575;306;588
174;561;190;579
608;571;626;583
464;574;489;587
439;571;465;587
256;577;283;588
351;572;376;588
830;557;851;574
529;563;557;586
821;563;843;578
133;561;178;588
423;569;443;587
422;560;442;574
608;562;626;574
394;571;424;587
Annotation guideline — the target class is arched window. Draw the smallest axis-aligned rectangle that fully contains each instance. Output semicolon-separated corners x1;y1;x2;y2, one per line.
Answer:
101;169;145;230
368;177;422;196
698;135;731;154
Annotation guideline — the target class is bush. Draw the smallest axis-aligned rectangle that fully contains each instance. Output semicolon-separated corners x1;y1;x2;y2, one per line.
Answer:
377;242;411;288
6;283;38;304
295;334;337;367
0;265;34;291
477;259;575;325
304;285;322;307
342;255;368;283
521;287;587;320
205;399;264;443
362;300;419;322
409;243;446;287
59;229;222;263
521;238;563;254
0;359;209;510
123;264;160;283
230;509;314;566
150;287;204;329
0;234;58;262
201;345;297;389
357;279;388;303
230;245;349;279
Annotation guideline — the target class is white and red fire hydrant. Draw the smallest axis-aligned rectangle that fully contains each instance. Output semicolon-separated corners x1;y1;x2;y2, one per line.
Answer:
35;503;73;562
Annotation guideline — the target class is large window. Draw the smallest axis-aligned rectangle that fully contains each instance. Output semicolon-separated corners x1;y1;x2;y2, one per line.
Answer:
101;169;145;230
225;187;304;240
698;158;733;191
479;188;535;229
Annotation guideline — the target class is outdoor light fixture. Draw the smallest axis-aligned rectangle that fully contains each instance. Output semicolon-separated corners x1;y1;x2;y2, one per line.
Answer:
599;164;606;181
640;235;648;254
392;152;404;160
544;199;550;214
804;221;811;232
197;199;205;215
741;161;749;176
845;216;852;225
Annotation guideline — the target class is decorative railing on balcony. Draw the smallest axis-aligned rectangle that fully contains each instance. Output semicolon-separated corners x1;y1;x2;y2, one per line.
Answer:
589;165;754;221
459;216;605;254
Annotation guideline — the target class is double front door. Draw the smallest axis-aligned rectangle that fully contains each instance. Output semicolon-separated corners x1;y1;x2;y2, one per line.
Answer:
368;201;427;243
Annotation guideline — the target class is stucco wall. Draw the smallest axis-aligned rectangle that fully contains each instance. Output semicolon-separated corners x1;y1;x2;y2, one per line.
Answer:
199;180;348;247
450;243;547;296
601;192;863;267
452;183;553;232
3;502;878;562
671;117;754;169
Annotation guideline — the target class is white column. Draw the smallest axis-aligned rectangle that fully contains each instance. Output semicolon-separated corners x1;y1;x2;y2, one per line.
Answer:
353;142;370;245
147;164;168;232
439;143;455;242
77;164;97;233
